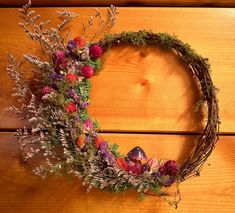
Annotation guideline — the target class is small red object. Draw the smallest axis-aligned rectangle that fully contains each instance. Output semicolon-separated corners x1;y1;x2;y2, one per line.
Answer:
66;73;78;83
116;157;129;171
74;36;86;49
66;102;77;113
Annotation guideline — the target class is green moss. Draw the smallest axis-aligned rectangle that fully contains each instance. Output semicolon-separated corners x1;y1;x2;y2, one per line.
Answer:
120;31;148;46
158;32;176;50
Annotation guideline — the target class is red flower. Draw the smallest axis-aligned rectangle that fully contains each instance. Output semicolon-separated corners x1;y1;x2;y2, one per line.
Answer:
66;102;77;113
66;73;77;83
89;44;103;59
116;157;129;171
74;36;86;49
81;65;94;79
95;136;104;148
158;160;178;176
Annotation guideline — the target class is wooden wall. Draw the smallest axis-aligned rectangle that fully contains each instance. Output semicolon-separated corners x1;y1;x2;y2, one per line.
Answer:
0;0;235;7
0;2;235;213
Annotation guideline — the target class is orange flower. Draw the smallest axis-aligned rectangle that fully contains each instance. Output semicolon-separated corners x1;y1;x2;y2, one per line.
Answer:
95;135;104;148
76;135;85;148
116;157;128;171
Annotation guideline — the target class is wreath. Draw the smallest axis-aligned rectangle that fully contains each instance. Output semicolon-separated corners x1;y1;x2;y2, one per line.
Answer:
7;1;220;207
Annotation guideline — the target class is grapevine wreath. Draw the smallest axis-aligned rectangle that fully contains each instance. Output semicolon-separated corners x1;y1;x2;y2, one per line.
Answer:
7;1;220;206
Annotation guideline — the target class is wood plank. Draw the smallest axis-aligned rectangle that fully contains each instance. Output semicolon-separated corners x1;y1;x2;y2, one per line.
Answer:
0;8;235;133
0;0;235;7
0;132;234;212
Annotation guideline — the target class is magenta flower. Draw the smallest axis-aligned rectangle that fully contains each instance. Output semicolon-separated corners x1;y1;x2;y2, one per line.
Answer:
54;50;67;68
55;50;65;60
89;44;103;59
159;160;178;176
81;65;94;78
83;119;94;132
42;86;55;94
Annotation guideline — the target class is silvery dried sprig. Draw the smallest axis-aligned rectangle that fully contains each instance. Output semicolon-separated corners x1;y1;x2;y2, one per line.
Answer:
82;5;118;42
19;0;79;54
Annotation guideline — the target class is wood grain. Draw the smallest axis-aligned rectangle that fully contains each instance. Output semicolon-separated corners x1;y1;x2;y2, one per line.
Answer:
0;8;235;133
0;0;235;7
0;132;234;213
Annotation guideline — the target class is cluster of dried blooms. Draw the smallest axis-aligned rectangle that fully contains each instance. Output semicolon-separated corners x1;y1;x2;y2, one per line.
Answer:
7;0;219;208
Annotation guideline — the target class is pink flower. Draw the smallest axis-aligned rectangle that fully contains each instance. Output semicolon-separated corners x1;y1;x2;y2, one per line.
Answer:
66;73;78;83
81;65;94;78
55;50;65;60
66;102;77;113
74;36;86;49
89;45;103;59
83;119;94;132
55;50;67;67
42;86;55;94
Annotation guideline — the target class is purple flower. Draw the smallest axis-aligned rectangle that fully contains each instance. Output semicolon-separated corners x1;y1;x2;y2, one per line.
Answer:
50;72;64;81
68;89;76;97
75;115;80;122
74;96;81;104
66;40;77;56
100;141;108;150
68;89;81;104
99;141;115;164
80;101;89;109
163;176;176;187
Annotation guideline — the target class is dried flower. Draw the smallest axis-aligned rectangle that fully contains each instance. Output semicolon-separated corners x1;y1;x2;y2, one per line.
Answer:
74;36;86;49
95;135;104;148
126;159;142;175
50;72;64;80
80;101;89;109
99;141;115;163
76;135;85;148
66;102;77;113
42;86;55;94
66;73;78;83
81;65;94;78
116;157;128;171
55;50;65;60
54;50;67;67
89;44;103;59
66;40;77;56
159;160;178;176
83;119;93;132
147;158;159;172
